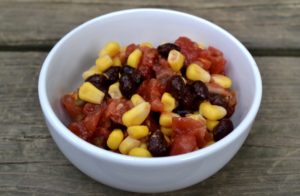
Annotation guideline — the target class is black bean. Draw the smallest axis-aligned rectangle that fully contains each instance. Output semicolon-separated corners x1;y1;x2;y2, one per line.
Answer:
180;66;187;76
148;130;169;157
173;106;192;117
103;67;121;84
225;104;235;118
150;112;160;122
190;81;209;101
110;120;127;131
166;75;185;100
121;65;135;75
119;74;138;99
85;74;109;92
179;87;195;110
157;43;181;59
213;118;234;141
209;93;228;109
131;70;144;85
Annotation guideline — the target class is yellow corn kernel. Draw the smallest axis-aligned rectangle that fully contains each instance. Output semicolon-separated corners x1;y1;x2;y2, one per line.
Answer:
130;94;145;106
167;49;185;72
186;113;206;121
127;125;149;139
139;142;147;149
108;82;122;99
96;55;113;72
78;82;105;104
161;92;176;112
140;42;153;48
211;74;232;89
159;112;179;128
99;42;121;57
119;136;141;155
199;101;227;121
112;56;122;66
107;129;124;150
82;65;101;80
198;42;206;49
186;63;211;83
122;102;151;127
128;147;152;157
206;120;219;132
127;49;142;68
161;127;172;136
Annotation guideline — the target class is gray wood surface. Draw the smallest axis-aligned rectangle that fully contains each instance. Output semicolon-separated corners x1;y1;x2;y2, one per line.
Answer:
1;0;300;195
0;0;299;50
0;52;299;195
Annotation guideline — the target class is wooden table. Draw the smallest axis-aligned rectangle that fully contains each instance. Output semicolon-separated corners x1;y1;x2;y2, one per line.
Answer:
1;1;299;195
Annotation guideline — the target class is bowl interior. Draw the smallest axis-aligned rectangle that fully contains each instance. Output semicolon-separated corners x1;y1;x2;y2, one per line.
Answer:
43;9;259;146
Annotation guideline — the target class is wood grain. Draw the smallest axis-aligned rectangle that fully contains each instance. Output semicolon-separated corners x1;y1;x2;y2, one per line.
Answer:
0;0;299;50
0;52;299;195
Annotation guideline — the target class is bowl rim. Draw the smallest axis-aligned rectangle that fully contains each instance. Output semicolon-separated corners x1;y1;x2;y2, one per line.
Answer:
38;8;262;166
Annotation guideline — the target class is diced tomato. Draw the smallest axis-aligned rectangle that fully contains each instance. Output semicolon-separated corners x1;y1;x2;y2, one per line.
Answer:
82;102;105;116
83;110;102;134
175;36;202;65
61;94;84;121
138;79;165;112
140;47;159;68
210;56;226;74
105;99;133;124
170;134;197;155
97;127;111;140
137;65;155;79
137;47;158;79
150;99;164;112
199;58;212;70
199;46;226;74
68;121;90;140
172;117;206;148
89;125;111;148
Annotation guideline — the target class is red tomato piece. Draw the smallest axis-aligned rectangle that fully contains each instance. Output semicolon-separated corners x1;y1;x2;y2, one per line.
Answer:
175;36;202;65
172;117;206;148
61;94;84;121
170;134;198;155
140;47;158;68
105;99;133;124
199;46;226;74
68;122;90;140
138;79;165;112
83;110;102;134
82;102;106;116
199;58;212;70
137;47;158;79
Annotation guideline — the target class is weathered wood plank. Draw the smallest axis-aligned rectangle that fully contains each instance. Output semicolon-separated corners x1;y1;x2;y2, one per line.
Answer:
0;0;299;49
0;52;300;195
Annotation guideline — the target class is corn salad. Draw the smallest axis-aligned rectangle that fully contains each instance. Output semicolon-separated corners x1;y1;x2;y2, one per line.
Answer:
61;36;237;157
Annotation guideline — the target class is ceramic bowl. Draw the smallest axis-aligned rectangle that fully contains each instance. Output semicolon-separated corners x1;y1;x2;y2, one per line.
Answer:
38;9;262;193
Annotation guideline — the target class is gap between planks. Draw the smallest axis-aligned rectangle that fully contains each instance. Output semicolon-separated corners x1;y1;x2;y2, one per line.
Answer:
0;45;300;57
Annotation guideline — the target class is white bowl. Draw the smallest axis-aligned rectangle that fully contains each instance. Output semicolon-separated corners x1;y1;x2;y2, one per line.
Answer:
38;9;262;193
